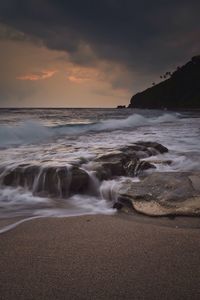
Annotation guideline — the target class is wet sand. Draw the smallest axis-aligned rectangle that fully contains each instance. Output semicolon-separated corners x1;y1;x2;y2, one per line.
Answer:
0;214;200;299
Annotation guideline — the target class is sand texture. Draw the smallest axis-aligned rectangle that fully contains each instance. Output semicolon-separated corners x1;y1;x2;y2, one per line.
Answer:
0;214;200;299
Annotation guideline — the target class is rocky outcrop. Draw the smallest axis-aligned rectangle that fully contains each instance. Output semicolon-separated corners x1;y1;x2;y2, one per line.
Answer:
94;141;168;179
1;140;199;217
116;105;126;109
0;141;167;199
1;165;89;198
117;172;200;216
129;56;200;110
2;164;39;189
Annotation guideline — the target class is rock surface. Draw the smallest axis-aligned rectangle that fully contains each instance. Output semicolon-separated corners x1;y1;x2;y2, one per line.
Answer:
0;141;168;199
1;165;89;197
1;140;199;217
118;172;200;216
94;141;168;178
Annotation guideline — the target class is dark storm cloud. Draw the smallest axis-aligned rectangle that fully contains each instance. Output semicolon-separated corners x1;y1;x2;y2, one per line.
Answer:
0;0;200;74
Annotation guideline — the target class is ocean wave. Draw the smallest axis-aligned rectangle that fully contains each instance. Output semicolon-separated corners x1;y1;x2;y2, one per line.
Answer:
0;121;52;147
0;113;179;147
54;113;179;132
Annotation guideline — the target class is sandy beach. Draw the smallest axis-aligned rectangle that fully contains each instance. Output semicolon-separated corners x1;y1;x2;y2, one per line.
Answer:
0;214;200;300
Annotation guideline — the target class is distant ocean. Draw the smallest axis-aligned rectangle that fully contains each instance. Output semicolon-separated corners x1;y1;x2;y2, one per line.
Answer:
0;108;200;231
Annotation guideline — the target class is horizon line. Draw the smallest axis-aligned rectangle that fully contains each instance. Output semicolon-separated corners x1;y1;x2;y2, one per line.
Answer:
0;106;129;109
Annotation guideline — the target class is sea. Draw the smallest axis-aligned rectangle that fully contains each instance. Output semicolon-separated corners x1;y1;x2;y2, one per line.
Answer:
0;108;200;232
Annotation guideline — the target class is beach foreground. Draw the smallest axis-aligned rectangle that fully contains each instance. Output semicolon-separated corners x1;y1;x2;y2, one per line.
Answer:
0;214;200;300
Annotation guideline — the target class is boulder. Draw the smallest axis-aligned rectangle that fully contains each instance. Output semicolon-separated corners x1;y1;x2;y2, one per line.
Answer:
120;142;168;158
134;142;168;154
1;165;89;198
90;163;112;181
117;172;200;216
95;151;128;164
70;167;90;193
34;166;70;197
120;145;150;159
95;151;128;178
95;147;157;178
2;164;40;189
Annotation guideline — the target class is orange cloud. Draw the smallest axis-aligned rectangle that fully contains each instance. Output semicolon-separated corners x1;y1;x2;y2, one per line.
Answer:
17;70;57;81
67;67;102;84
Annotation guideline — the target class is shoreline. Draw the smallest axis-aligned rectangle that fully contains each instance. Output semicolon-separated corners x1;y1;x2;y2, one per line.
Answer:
1;213;200;299
1;210;200;235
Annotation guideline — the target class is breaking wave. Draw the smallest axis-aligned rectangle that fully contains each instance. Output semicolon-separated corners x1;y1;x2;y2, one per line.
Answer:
0;113;180;147
0;121;52;147
55;113;179;133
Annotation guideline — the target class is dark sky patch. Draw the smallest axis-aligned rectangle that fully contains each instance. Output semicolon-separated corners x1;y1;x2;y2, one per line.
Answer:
0;0;199;106
0;0;199;74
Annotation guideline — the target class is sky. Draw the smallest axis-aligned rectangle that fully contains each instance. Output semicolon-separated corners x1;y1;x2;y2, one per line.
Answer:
0;0;199;107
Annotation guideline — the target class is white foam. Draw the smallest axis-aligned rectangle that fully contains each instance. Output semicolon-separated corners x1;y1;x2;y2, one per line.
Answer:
0;121;51;147
0;113;180;147
0;193;115;234
66;194;114;215
100;179;120;202
100;176;140;202
0;216;44;234
0;186;49;210
57;113;179;134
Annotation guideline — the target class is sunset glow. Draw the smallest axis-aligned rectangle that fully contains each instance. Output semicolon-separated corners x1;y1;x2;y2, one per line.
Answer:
17;70;58;81
0;1;199;107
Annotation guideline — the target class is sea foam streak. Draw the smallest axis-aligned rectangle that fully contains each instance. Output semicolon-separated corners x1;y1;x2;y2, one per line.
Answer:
0;188;115;234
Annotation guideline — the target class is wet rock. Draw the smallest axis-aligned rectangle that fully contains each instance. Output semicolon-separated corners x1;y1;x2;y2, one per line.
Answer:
117;195;133;209
102;162;125;177
2;165;40;189
93;166;111;181
95;151;128;164
120;145;151;159
0;141;169;200
35;166;89;197
95;146;158;178
113;195;135;213
1;165;89;198
70;167;90;193
135;142;168;154
124;159;156;176
34;166;70;197
85;162;113;181
91;163;124;181
95;151;127;178
2;167;20;186
118;172;200;216
120;141;168;159
113;202;123;210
